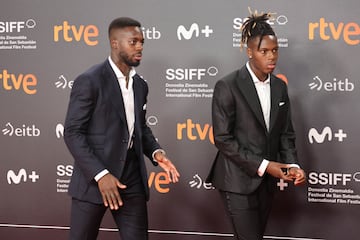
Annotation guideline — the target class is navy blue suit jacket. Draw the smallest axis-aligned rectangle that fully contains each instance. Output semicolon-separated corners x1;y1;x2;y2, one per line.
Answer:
64;60;160;203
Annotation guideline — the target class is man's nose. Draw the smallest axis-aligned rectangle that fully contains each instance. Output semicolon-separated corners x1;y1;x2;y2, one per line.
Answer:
267;51;277;59
135;42;143;50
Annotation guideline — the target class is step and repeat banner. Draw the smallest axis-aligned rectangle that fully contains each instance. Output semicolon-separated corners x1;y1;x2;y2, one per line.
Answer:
1;0;359;239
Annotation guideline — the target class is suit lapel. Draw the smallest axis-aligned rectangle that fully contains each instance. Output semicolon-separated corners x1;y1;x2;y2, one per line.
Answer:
269;76;282;132
102;61;127;126
133;75;141;128
132;74;144;131
236;67;267;130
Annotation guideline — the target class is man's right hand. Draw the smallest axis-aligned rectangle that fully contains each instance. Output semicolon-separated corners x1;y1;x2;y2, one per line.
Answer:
97;173;127;210
265;161;295;181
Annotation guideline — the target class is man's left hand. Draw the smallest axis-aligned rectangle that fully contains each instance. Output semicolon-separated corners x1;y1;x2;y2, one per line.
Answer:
155;152;180;183
287;167;306;186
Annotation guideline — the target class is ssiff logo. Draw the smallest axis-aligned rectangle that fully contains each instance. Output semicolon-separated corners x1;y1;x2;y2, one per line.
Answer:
309;18;359;45
308;171;360;186
177;23;213;40
166;66;218;81
7;169;40;184
53;21;99;46
0;19;36;33
308;126;347;144
233;14;288;30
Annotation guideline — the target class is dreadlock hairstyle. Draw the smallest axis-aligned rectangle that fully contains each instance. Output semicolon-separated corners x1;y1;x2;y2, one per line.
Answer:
240;8;276;50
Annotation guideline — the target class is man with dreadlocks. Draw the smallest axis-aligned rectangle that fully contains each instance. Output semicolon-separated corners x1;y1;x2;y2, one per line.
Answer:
207;10;306;240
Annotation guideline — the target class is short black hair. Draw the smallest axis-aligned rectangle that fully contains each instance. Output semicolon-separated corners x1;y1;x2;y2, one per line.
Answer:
240;10;276;49
108;17;141;37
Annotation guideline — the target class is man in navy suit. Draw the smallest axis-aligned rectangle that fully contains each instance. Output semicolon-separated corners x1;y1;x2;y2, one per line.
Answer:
207;11;306;240
64;17;180;240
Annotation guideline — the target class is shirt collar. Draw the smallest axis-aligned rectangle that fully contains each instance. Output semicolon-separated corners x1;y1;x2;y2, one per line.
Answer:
246;61;270;84
108;56;136;79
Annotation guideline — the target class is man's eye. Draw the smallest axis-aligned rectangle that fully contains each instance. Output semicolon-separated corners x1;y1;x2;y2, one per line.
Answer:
128;40;144;46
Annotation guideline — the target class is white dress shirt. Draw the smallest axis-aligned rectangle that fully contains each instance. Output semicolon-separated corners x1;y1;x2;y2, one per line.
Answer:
246;62;298;176
109;56;135;148
94;57;136;181
94;57;164;182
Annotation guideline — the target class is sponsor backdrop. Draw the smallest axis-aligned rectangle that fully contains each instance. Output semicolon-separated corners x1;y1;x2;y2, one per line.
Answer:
1;0;359;239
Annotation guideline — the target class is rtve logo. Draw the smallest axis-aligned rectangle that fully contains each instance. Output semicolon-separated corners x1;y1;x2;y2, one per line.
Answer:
309;75;354;92
0;19;36;33
308;18;360;45
177;119;214;144
166;66;218;81
0;69;37;94
7;169;40;184
308;126;347;144
53;21;99;46
148;171;172;193
177;23;213;40
233;15;288;30
2;122;40;137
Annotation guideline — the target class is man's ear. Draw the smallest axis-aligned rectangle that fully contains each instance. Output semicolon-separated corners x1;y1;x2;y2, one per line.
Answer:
110;39;118;49
247;48;253;59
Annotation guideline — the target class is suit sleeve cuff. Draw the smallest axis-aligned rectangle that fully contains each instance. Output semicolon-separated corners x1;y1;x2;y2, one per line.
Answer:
289;164;300;169
152;149;166;162
94;169;109;182
257;159;269;177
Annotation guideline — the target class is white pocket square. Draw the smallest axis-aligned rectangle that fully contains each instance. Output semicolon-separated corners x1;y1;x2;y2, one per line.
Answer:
279;102;285;106
143;104;147;110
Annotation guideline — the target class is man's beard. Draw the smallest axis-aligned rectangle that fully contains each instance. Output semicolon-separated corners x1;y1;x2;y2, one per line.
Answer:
120;52;140;67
